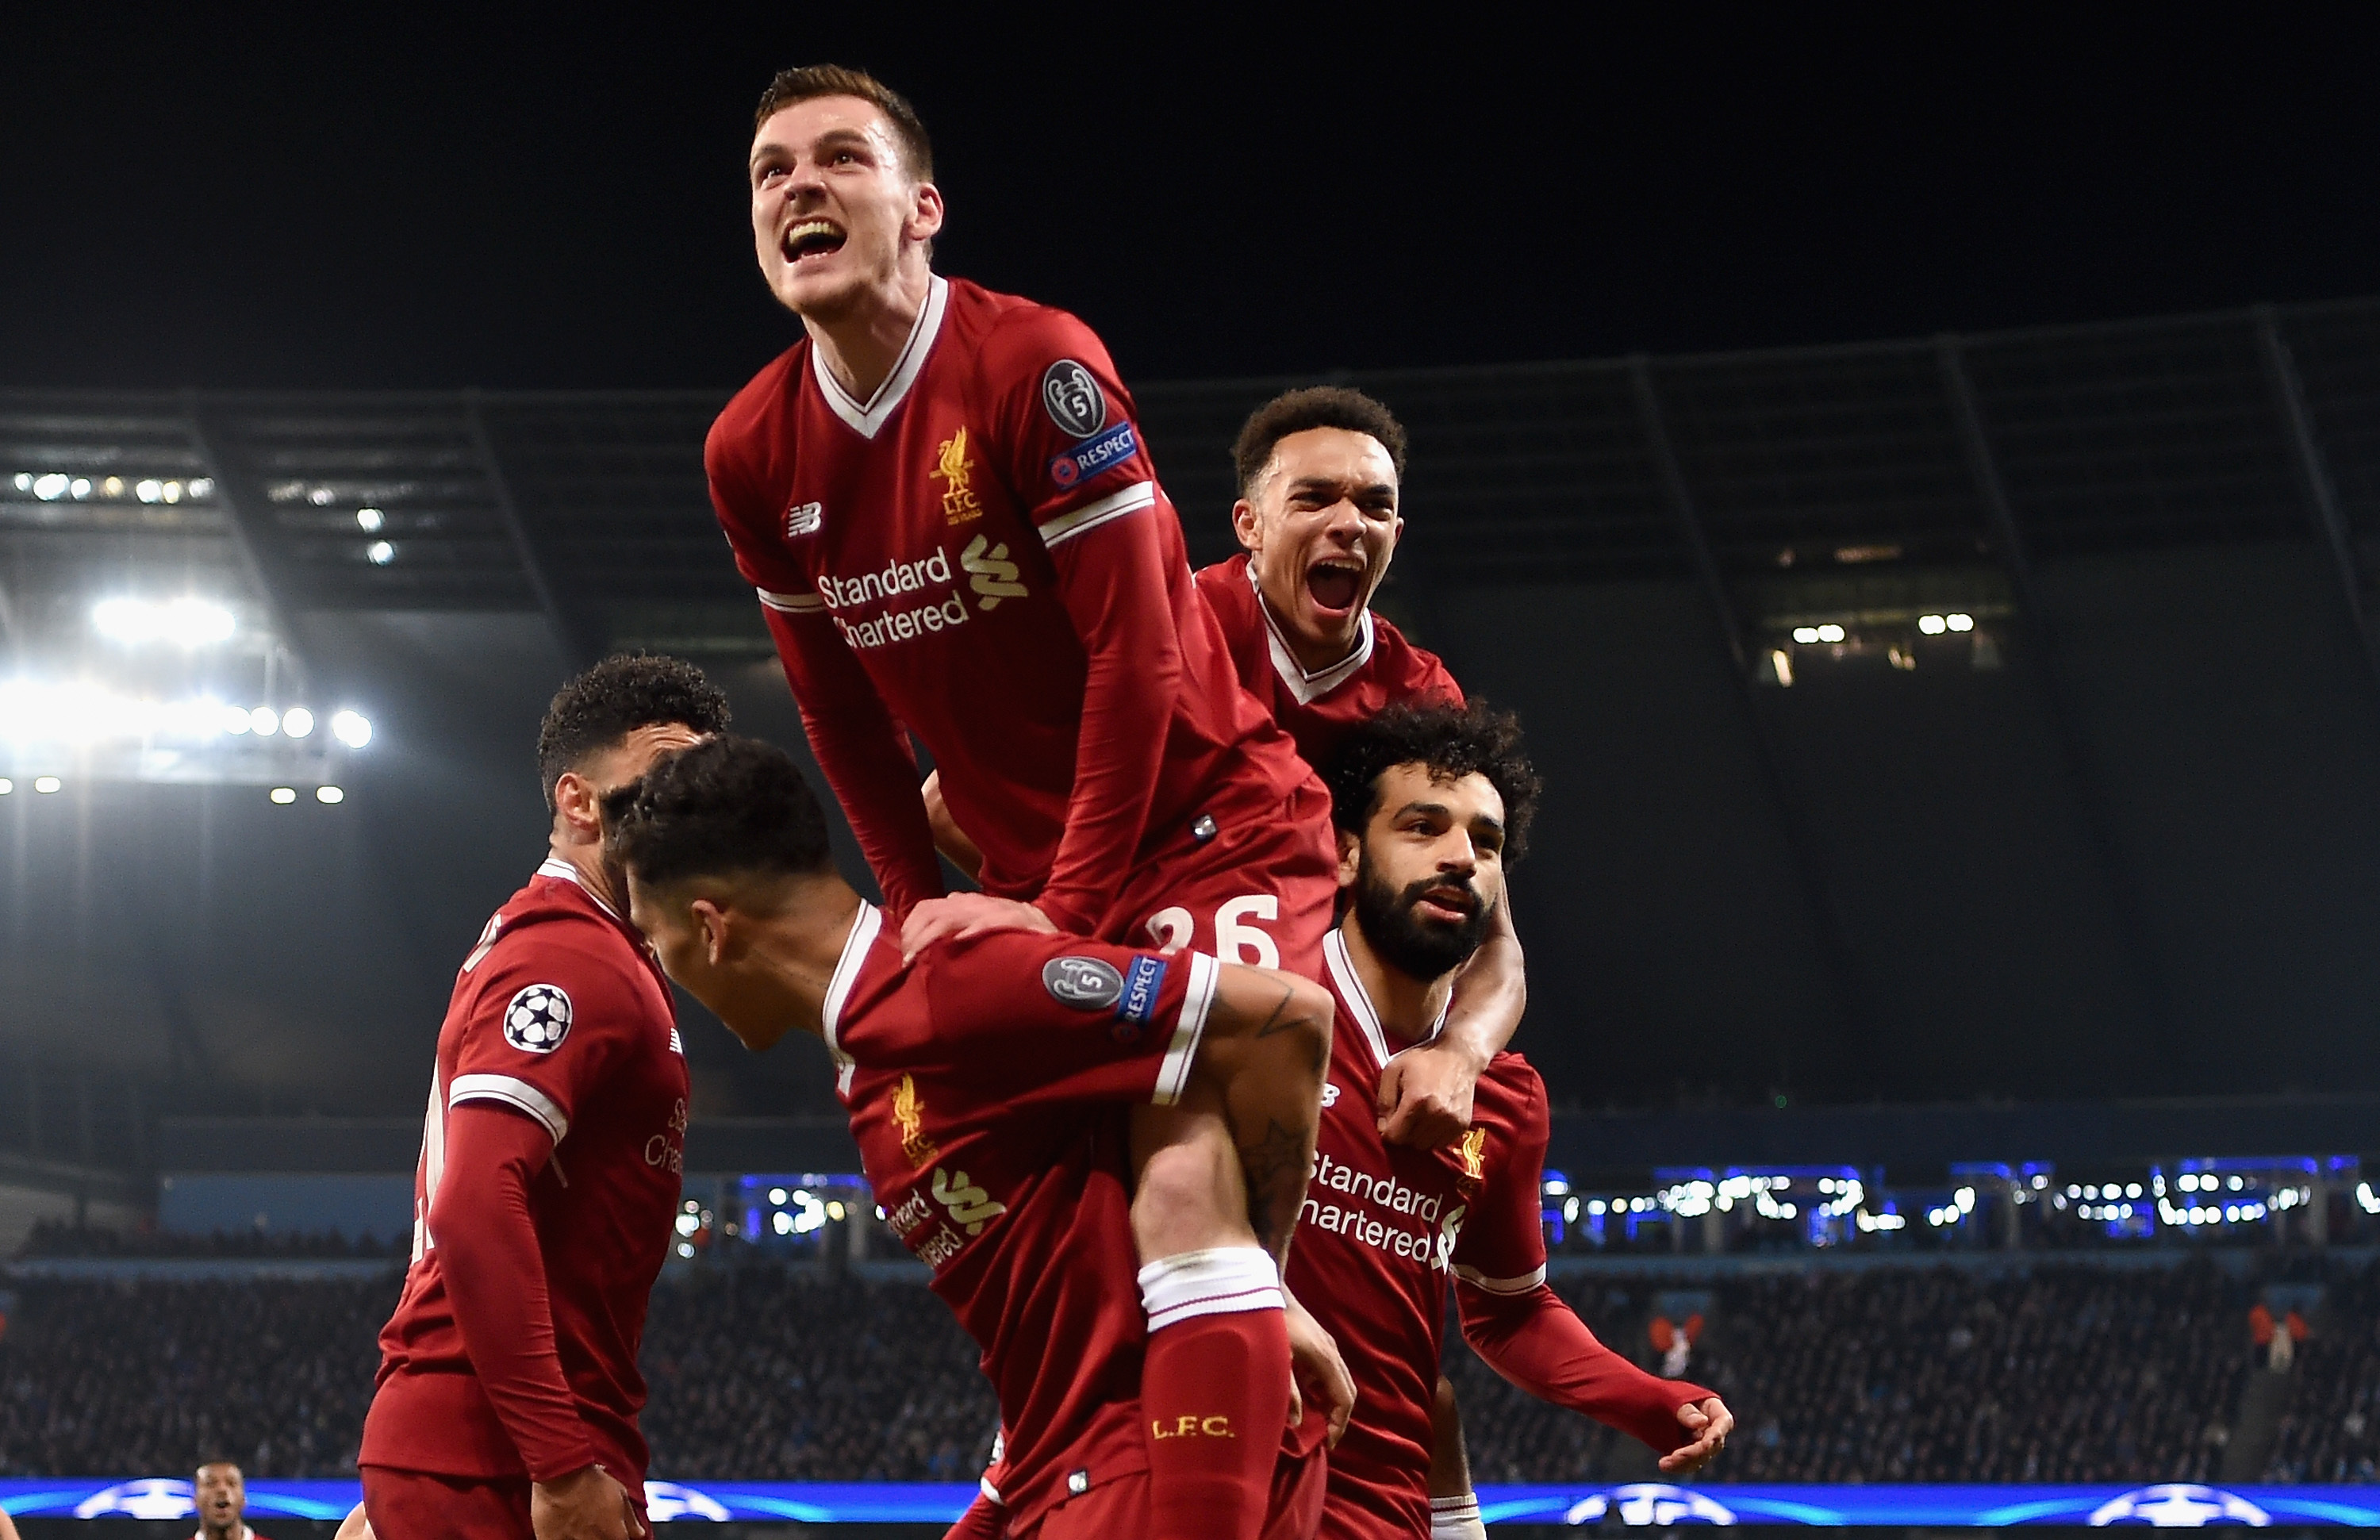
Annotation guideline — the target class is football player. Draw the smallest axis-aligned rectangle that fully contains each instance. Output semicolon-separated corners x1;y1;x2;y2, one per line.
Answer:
613;736;1351;1540
705;66;1334;1538
1296;703;1731;1538
192;1462;269;1540
358;655;730;1540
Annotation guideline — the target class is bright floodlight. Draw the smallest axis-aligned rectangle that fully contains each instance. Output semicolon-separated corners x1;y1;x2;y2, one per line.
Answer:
1946;613;1975;632
135;478;163;502
367;540;396;565
0;778;11;794
1817;623;1848;643
221;705;255;735
249;706;280;736
1918;614;1948;636
356;507;385;532
282;707;315;738
332;709;373;748
92;597;236;648
1791;626;1820;644
269;786;297;805
33;474;69;500
33;776;61;794
316;785;344;804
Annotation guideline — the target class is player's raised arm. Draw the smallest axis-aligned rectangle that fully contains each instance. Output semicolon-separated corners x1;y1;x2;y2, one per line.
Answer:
981;313;1181;932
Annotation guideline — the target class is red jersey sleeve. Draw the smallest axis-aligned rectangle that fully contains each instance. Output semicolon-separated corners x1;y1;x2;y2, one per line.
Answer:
706;424;945;918
973;309;1179;931
447;924;649;1144
1453;1066;1713;1452
1375;614;1464;707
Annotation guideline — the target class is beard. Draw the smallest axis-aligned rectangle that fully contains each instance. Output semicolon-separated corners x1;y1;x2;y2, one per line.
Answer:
1351;851;1494;982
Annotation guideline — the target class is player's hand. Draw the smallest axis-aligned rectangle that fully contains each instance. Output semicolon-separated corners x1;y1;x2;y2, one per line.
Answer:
1659;1397;1733;1474
900;893;1060;961
334;1504;374;1540
531;1463;643;1540
1376;1040;1483;1149
919;770;986;881
1284;1288;1357;1447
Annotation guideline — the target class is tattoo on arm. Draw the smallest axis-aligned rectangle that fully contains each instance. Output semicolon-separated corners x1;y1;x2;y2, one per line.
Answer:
1238;1116;1307;1263
1253;985;1298;1038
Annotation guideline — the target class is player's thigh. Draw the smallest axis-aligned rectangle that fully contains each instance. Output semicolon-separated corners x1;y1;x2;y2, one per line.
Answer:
360;1466;532;1540
1123;802;1335;977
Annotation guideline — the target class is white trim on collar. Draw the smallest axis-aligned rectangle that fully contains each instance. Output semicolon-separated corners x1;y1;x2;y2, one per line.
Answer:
821;902;884;1063
536;856;622;923
1250;560;1375;705
1323;927;1449;1070
810;275;950;440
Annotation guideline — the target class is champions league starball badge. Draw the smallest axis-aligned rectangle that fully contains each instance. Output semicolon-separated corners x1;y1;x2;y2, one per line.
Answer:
502;983;574;1053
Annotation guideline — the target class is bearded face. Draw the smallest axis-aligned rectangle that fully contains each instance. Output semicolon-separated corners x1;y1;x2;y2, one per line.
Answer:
1351;843;1495;982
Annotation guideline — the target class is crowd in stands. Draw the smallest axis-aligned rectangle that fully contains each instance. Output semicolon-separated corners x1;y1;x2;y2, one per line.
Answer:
17;1219;397;1260
2;1251;2374;1485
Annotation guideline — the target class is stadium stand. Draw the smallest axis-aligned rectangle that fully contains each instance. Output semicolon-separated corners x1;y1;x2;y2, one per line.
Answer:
5;1254;2373;1484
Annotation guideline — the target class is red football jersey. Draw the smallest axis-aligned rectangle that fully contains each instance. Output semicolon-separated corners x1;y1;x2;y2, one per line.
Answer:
363;859;689;1488
1284;930;1553;1539
823;907;1225;1532
706;276;1312;931
1194;552;1463;773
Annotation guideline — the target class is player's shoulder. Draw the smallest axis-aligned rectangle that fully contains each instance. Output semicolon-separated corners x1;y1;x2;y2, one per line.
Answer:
707;341;810;465
1194;553;1257;614
950;277;1112;370
478;884;651;998
1476;1050;1548;1134
1368;609;1463;705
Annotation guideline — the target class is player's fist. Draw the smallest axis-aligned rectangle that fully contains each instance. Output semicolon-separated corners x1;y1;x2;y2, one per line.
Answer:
1659;1397;1733;1475
531;1464;643;1540
1375;1041;1480;1149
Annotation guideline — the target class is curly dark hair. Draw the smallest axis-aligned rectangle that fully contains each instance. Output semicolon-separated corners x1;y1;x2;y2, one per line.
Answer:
1231;386;1409;497
535;654;732;811
610;735;834;889
753;64;934;181
1322;700;1541;862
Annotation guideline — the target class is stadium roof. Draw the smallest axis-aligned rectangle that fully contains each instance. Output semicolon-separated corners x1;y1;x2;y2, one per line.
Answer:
6;297;2378;666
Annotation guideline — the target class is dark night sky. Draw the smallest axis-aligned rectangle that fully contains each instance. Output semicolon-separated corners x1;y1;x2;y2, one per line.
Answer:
6;11;2378;392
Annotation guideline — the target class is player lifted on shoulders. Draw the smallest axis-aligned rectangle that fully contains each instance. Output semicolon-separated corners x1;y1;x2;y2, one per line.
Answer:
359;656;731;1540
1193;387;1526;1149
1296;703;1731;1538
612;737;1349;1539
704;66;1333;1538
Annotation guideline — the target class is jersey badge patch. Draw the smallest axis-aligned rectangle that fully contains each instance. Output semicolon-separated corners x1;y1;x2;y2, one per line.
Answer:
1040;359;1107;439
1043;954;1123;1012
785;500;823;538
1111;954;1168;1043
502;984;573;1053
932;428;985;526
1048;420;1138;489
893;1073;940;1169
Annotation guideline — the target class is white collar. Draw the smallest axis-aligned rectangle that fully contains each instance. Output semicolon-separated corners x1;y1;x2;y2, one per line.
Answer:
1250;560;1376;705
820;902;884;1055
537;855;622;922
189;1528;255;1540
810;274;950;440
1322;928;1447;1070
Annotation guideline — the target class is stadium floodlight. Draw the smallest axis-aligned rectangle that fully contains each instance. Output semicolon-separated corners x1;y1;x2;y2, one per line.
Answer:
70;478;91;498
1946;613;1975;632
356;507;385;532
10;474;28;492
315;785;344;804
250;706;280;736
367;540;396;565
1918;614;1948;636
32;474;69;500
768;1187;789;1205
222;705;255;735
269;786;297;804
135;478;163;502
92;596;237;648
331;709;373;748
282;707;315;738
0;778;10;794
1792;626;1820;644
103;477;123;496
33;776;62;793
1817;623;1848;643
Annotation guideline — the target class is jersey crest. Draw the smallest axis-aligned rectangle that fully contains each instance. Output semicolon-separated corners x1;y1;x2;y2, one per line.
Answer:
893;1073;940;1169
932;428;985;526
1457;1127;1488;1190
1038;359;1106;438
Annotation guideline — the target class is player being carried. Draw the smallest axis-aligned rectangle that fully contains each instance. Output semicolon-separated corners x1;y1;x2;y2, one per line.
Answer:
1297;701;1733;1538
612;736;1352;1538
359;655;731;1540
706;64;1338;1538
928;386;1522;1148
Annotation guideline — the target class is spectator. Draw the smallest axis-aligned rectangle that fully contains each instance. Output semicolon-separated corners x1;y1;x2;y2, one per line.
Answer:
2250;1300;2275;1368
193;1460;271;1540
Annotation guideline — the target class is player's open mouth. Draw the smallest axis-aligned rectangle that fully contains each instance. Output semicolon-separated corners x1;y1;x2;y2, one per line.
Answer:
1305;559;1363;615
1415;885;1479;922
782;219;847;263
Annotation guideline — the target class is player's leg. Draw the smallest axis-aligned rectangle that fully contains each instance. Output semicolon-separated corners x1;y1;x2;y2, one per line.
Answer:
1426;1375;1485;1540
1129;960;1333;1540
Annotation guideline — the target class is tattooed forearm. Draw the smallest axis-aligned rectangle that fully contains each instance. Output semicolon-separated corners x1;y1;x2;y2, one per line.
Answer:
1238;1116;1309;1263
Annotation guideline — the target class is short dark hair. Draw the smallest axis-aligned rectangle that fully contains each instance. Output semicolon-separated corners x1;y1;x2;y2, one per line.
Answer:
610;735;835;889
1231;386;1409;498
754;64;935;182
535;655;731;811
1323;700;1541;862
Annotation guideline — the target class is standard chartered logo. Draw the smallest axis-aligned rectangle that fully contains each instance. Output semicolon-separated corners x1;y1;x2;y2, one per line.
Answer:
931;1166;1008;1235
961;534;1029;609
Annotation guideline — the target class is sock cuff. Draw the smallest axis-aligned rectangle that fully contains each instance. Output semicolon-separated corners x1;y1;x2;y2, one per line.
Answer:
1430;1492;1486;1540
1137;1246;1283;1331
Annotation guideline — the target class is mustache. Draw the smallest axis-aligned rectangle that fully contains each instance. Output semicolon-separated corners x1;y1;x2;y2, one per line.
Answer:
1399;874;1482;918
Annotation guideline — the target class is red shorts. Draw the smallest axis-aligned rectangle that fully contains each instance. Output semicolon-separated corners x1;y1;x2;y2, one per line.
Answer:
360;1465;647;1540
1009;1438;1328;1540
1103;779;1336;980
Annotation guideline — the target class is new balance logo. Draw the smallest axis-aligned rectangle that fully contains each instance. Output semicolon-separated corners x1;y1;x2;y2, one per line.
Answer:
961;533;1029;609
931;1167;1007;1235
786;501;823;537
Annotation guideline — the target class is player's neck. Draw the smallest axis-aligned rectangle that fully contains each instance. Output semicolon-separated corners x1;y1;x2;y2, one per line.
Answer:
1337;918;1456;1050
803;262;933;404
547;832;627;920
746;881;869;1041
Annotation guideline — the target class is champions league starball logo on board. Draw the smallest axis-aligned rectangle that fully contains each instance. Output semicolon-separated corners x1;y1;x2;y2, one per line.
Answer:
642;1481;734;1521
72;1479;195;1519
502;982;573;1052
2087;1484;2271;1527
1564;1484;1740;1527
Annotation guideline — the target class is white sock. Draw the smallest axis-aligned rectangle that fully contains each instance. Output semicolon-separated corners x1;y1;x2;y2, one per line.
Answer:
1431;1492;1486;1540
1136;1246;1283;1331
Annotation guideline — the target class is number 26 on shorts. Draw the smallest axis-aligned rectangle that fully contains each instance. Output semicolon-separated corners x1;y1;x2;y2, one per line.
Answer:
1142;894;1280;966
